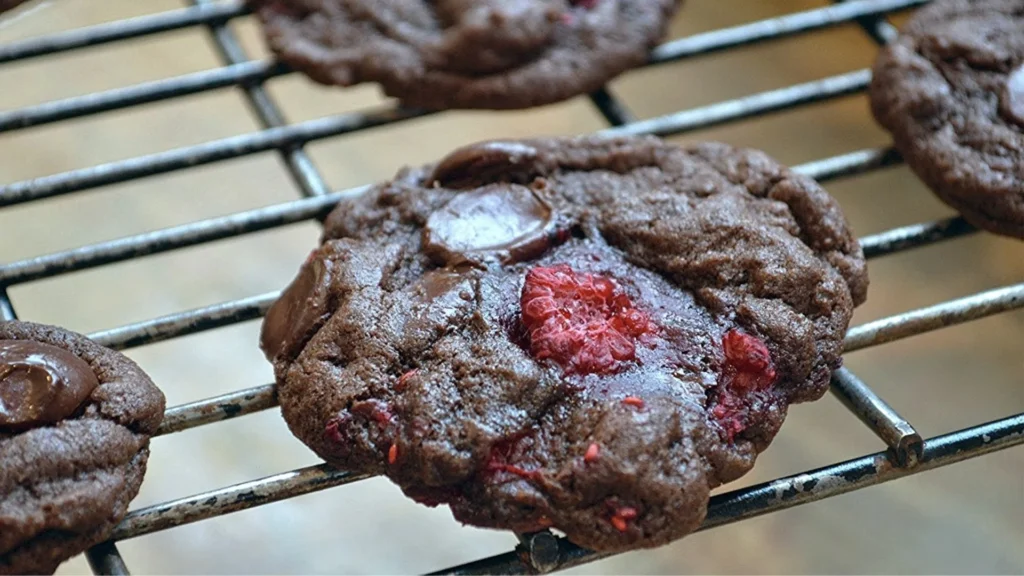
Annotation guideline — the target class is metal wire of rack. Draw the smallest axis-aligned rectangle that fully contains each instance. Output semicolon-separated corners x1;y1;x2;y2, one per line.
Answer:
0;0;1021;574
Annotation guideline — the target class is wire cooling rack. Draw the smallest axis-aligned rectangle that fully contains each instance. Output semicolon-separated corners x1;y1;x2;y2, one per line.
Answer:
0;0;1021;574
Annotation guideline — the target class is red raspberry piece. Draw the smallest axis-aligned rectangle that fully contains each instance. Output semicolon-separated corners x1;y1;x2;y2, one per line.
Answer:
324;417;346;444
520;265;658;375
711;330;778;441
710;394;748;441
608;505;638;532
722;329;776;389
610;515;628;532
352;399;395;425
485;434;543;482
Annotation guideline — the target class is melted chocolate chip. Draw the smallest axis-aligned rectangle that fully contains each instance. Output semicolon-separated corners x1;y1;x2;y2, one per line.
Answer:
431;141;541;188
261;254;335;362
0;340;99;431
1000;64;1024;126
423;184;559;266
402;268;477;340
416;268;473;302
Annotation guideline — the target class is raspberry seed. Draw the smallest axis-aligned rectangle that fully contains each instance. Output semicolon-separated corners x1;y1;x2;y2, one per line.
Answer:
622;396;645;409
395;369;418;392
609;505;637;532
610;516;628;532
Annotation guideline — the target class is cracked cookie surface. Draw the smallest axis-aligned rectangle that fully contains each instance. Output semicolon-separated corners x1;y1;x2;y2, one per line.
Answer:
0;321;165;575
261;135;868;552
869;0;1024;239
248;0;680;110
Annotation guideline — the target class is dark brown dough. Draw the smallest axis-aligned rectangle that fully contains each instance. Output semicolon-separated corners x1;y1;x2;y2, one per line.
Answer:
0;0;29;14
248;0;681;110
262;135;868;552
869;0;1024;239
0;321;165;575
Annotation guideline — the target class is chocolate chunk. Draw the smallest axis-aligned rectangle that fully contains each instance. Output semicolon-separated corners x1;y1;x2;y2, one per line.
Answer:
1001;64;1024;126
414;268;473;303
261;252;335;362
423;184;558;266
431;141;541;188
0;340;99;431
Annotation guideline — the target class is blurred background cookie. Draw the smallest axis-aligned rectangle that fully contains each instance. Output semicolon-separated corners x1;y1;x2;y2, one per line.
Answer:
248;0;681;109
869;0;1024;239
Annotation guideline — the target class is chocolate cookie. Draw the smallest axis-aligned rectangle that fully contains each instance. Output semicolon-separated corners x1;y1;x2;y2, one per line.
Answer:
0;321;165;575
0;0;29;14
261;135;868;552
869;0;1024;239
248;0;681;110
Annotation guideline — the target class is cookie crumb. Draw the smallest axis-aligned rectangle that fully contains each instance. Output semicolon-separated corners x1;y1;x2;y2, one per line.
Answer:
712;330;777;441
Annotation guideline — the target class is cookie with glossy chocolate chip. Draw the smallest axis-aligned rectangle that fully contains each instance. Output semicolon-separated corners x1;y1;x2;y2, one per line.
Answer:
0;321;165;575
869;0;1024;239
261;135;868;552
248;0;681;110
